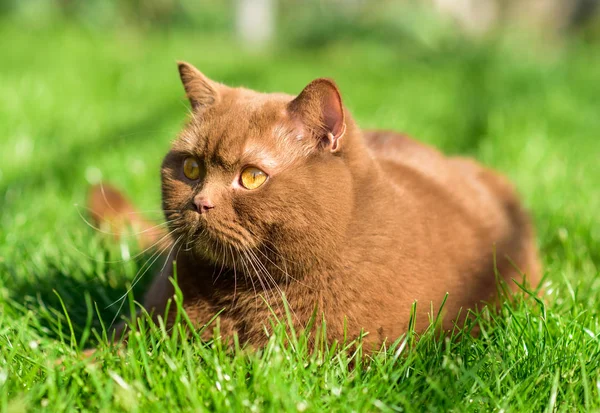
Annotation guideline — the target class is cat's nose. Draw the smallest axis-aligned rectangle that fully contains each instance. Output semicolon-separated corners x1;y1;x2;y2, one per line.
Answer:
193;195;215;214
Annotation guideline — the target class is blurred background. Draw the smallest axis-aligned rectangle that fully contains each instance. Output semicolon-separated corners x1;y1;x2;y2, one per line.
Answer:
2;0;600;44
0;1;599;330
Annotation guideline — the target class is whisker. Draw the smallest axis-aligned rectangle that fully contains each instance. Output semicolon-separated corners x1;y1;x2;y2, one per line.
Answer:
106;247;165;329
243;248;269;298
66;226;179;265
244;226;301;267
116;209;181;214
242;227;312;290
107;234;183;331
247;247;296;321
213;240;227;285
255;246;312;290
238;249;259;309
74;203;182;237
243;247;287;320
99;182;119;215
107;246;164;309
229;245;238;303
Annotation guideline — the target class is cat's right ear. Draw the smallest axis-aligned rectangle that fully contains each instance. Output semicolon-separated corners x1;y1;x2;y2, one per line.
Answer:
177;61;221;110
288;78;346;153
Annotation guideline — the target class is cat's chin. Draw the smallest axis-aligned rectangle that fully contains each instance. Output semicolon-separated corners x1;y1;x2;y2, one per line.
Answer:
184;226;242;266
191;240;238;269
173;212;261;268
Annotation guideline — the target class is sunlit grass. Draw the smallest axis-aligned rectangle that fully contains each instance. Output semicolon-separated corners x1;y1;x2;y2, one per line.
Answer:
0;20;599;412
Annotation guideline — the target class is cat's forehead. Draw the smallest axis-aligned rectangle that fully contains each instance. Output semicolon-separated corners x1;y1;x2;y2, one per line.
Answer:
174;89;305;171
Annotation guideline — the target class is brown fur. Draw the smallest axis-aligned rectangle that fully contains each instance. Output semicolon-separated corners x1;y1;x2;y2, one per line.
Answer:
89;62;541;350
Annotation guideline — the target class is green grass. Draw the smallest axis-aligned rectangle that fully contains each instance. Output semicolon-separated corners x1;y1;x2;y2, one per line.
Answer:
1;18;600;412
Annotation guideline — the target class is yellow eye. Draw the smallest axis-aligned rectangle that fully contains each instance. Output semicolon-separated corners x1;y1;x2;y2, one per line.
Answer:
183;157;201;180
240;167;268;190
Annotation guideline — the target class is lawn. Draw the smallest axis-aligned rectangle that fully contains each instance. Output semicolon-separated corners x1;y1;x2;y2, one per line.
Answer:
1;15;600;412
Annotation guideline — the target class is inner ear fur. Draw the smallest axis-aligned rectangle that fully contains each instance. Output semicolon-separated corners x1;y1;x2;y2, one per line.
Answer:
288;78;346;152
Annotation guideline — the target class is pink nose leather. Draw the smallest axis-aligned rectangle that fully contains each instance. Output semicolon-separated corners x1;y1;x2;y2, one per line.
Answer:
194;196;214;213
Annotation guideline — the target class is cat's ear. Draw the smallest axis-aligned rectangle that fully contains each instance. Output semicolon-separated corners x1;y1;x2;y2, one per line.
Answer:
288;78;346;152
177;61;221;110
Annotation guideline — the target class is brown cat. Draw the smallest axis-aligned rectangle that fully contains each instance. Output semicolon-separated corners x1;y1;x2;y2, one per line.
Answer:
88;62;541;350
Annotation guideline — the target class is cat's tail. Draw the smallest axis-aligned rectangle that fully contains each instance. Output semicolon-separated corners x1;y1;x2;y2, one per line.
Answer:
87;183;171;251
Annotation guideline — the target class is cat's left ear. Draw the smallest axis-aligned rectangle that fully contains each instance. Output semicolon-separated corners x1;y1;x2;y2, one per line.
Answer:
177;61;221;110
288;78;346;153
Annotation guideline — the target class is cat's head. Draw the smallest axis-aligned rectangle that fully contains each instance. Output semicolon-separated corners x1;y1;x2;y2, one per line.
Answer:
161;62;359;275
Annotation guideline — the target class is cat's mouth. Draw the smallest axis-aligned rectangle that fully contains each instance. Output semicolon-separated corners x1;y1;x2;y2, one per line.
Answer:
171;211;291;283
181;211;258;260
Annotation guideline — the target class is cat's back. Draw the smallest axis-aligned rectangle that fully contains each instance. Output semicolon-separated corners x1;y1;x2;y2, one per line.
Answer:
361;129;540;287
363;129;510;218
363;130;443;168
364;130;472;186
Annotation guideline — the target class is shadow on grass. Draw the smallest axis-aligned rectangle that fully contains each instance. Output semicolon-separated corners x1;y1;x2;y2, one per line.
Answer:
0;101;183;345
3;241;165;346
